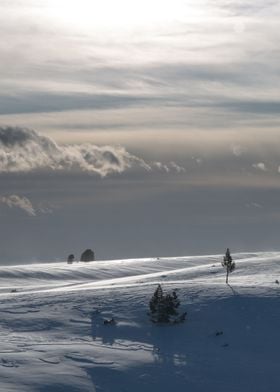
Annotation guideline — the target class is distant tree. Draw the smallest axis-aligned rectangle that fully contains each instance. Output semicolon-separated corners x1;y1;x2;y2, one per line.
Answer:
80;249;95;262
149;284;186;324
67;254;75;264
222;248;235;284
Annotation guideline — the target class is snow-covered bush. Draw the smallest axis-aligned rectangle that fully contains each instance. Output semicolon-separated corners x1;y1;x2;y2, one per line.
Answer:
149;284;186;324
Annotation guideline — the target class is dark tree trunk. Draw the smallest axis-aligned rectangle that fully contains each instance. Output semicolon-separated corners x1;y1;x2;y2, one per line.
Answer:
226;266;229;284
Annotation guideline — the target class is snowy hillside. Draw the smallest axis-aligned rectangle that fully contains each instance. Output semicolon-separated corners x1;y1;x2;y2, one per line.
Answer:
0;252;279;392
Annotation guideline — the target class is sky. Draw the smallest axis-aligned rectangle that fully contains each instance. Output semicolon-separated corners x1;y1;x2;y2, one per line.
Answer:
1;0;280;264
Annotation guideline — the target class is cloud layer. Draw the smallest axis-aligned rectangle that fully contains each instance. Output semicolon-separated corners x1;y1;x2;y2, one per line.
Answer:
1;0;280;140
0;127;184;176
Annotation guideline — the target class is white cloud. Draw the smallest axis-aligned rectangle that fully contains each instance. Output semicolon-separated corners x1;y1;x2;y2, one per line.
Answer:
0;127;184;177
152;161;186;173
0;127;150;176
0;195;36;216
152;162;170;173
0;194;54;216
252;162;267;171
231;144;246;157
169;161;186;173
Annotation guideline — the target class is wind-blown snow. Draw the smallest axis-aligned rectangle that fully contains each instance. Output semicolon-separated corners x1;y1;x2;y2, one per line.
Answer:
0;252;279;391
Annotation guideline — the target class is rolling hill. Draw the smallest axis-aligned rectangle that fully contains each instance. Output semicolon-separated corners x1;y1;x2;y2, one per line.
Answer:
0;252;279;391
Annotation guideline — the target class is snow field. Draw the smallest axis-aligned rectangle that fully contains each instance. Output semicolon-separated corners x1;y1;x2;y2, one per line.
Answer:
0;252;279;391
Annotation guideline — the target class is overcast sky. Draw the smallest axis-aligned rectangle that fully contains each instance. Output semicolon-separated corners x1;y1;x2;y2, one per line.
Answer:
1;0;280;264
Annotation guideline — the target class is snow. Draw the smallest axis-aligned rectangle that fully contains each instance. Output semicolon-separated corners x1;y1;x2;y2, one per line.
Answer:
0;252;279;391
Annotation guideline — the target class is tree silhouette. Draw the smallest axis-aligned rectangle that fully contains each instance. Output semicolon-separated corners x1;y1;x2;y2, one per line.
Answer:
80;249;95;262
149;284;186;324
222;248;235;284
67;254;75;264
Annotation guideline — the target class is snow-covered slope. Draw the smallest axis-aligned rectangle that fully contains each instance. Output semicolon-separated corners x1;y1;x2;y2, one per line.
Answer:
0;252;279;391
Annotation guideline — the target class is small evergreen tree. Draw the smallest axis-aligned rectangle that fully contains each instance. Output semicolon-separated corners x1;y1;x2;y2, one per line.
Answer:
149;284;163;315
222;248;235;284
80;249;95;262
149;284;186;324
67;254;75;264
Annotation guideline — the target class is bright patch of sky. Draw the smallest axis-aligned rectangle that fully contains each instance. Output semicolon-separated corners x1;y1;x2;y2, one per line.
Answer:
0;0;279;125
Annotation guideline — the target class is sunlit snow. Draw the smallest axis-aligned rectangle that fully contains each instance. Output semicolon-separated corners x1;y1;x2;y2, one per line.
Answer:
0;252;279;391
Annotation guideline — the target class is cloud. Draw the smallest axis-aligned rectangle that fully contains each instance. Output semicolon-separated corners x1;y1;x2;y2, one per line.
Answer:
0;126;149;176
252;162;267;171
0;127;184;176
169;161;186;173
152;161;170;172
0;92;163;116
151;161;186;173
0;0;280;139
0;195;36;216
0;193;54;216
213;0;279;16
246;202;262;209
194;158;203;165
231;144;246;157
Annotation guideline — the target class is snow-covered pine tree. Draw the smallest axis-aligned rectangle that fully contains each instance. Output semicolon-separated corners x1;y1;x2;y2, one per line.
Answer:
222;248;235;284
149;284;186;324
